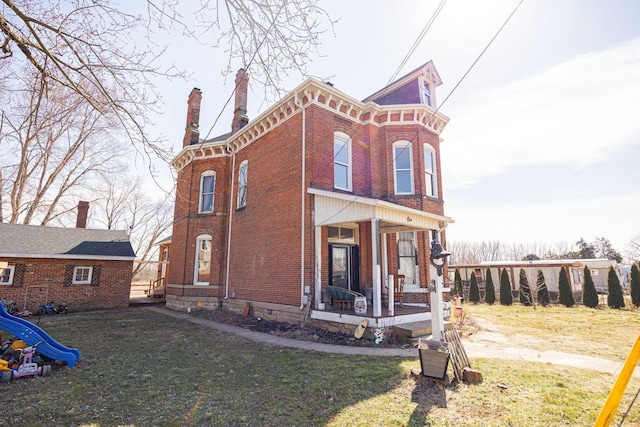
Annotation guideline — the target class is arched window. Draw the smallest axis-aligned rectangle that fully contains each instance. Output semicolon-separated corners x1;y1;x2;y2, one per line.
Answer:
237;160;248;208
424;144;437;197
393;141;414;195
194;234;212;285
334;132;352;191
198;171;215;213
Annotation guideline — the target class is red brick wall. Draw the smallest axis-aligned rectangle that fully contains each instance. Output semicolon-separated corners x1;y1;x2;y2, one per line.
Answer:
168;101;448;308
0;257;132;311
169;155;229;292
228;114;304;305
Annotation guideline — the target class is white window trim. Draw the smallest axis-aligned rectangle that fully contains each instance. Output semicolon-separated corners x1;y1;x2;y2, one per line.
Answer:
194;234;212;286
198;171;216;213
333;132;352;192
420;76;436;107
73;266;93;285
237;160;248;208
423;144;438;198
397;232;419;287
393;141;414;195
0;266;15;285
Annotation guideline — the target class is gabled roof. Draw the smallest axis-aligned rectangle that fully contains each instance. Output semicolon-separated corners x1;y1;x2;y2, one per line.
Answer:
0;223;136;261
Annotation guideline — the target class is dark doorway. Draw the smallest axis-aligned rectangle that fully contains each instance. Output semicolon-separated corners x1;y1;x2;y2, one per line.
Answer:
329;244;360;292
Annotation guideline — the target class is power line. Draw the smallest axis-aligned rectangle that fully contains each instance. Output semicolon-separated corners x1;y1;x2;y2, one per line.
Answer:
387;0;447;86
315;0;526;227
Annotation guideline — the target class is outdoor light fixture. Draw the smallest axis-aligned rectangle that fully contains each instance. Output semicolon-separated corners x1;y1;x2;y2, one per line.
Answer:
429;240;450;276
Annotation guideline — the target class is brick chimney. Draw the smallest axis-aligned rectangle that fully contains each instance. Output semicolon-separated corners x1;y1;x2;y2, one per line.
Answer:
76;201;89;228
231;68;249;133
183;88;202;147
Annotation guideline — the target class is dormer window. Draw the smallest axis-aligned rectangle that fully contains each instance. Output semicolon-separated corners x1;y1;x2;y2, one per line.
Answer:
422;81;432;107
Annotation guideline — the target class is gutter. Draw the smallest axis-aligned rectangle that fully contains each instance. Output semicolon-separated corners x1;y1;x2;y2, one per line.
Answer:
224;151;237;299
294;91;306;310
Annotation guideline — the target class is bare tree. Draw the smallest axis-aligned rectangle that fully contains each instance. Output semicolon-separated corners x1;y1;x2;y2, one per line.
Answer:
0;68;127;225
89;175;173;276
1;0;334;160
624;234;640;264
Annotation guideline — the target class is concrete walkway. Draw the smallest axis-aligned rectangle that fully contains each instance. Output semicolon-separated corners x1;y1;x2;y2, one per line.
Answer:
145;306;638;378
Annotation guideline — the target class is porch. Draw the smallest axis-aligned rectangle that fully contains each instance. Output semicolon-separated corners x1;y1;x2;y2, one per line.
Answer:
311;303;433;329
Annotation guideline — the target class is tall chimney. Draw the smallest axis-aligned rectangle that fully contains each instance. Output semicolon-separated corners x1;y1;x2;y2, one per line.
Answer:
232;68;249;133
76;201;89;228
183;88;202;147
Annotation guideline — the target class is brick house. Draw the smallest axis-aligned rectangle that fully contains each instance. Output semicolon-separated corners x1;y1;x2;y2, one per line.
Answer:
167;61;454;331
0;217;136;311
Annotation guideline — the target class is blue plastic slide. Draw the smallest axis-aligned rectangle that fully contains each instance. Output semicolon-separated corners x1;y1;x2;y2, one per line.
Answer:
0;303;80;367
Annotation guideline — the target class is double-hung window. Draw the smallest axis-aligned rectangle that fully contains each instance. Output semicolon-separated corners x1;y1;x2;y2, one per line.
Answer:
194;235;212;285
333;132;352;191
199;171;215;213
424;144;437;197
423;81;432;106
393;141;414;195
0;266;14;285
73;266;93;285
237;161;248;209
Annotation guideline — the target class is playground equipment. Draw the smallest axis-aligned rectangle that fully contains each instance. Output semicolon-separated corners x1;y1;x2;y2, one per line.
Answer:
0;302;79;381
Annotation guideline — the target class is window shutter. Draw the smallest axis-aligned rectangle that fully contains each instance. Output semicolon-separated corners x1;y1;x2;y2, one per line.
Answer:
91;265;101;286
64;265;74;287
12;264;26;287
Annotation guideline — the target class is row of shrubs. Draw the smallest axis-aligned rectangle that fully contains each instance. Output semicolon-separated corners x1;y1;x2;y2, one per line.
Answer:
452;264;640;309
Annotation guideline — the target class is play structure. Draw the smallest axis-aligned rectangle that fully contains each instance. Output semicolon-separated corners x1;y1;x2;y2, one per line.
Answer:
0;302;79;382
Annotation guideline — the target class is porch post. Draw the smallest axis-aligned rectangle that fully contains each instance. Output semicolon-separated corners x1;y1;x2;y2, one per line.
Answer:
371;218;381;317
379;232;388;318
314;225;322;309
430;264;445;341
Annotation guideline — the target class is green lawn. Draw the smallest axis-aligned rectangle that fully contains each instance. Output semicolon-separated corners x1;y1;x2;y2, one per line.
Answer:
2;307;639;426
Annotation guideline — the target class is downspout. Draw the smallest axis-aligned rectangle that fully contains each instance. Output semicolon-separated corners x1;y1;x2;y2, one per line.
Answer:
224;150;237;299
295;92;306;309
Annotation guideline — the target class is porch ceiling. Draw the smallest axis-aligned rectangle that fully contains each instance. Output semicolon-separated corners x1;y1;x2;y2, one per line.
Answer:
308;187;454;233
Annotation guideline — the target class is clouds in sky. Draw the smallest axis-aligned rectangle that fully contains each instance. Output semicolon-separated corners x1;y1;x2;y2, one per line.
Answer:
442;37;640;188
441;38;640;250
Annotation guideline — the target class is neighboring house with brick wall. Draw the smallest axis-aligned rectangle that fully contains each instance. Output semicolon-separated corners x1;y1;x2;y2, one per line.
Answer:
167;62;454;331
0;222;136;312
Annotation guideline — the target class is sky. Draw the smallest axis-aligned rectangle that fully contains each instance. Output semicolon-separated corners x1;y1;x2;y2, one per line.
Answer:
148;0;640;254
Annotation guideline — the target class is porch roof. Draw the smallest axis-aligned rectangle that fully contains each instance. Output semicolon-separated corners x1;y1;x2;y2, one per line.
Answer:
308;188;454;233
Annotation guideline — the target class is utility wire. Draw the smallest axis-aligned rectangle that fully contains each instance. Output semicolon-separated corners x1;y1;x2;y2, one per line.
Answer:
315;0;525;227
387;0;447;86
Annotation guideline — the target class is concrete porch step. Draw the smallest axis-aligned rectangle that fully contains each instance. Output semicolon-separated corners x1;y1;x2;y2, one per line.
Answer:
395;320;454;344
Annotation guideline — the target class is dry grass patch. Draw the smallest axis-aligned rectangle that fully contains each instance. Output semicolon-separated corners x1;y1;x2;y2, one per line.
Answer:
462;303;640;361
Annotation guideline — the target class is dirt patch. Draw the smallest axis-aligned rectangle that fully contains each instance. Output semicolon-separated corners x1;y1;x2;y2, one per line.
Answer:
188;308;412;348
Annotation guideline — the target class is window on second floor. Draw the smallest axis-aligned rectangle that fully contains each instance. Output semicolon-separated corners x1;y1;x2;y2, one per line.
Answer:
199;171;215;213
237;160;248;209
334;132;352;191
393;141;413;195
424;144;437;197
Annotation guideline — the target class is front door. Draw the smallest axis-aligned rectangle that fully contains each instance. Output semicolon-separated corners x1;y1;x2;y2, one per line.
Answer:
329;244;360;291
